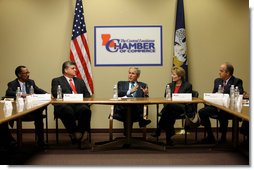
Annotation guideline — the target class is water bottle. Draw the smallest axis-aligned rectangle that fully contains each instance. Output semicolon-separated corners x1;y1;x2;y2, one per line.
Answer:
234;86;240;99
229;85;235;109
56;85;62;100
113;84;118;99
29;85;34;94
16;87;21;99
217;85;222;93
165;84;171;100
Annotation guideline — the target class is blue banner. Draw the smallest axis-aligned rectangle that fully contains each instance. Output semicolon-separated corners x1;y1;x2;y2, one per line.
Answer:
173;0;188;81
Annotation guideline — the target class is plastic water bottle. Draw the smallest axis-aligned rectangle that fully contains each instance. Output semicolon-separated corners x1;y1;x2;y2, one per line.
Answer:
217;85;222;93
16;87;21;99
113;85;118;99
29;85;34;94
165;84;171;100
234;86;240;99
230;85;235;109
56;85;62;100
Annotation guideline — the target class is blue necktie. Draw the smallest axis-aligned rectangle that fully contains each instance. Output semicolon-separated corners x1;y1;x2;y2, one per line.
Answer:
22;83;26;94
131;82;136;97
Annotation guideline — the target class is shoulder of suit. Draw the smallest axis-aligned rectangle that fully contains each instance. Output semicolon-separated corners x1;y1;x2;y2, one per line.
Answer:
118;81;128;84
138;81;146;85
214;78;221;82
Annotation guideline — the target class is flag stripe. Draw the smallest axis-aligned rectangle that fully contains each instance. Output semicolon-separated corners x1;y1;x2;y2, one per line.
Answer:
70;36;93;95
69;0;94;95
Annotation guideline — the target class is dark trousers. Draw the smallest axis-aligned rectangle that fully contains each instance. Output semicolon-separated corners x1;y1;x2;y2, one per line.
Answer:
10;108;45;142
159;104;185;139
113;104;144;122
55;104;91;134
0;123;13;146
199;105;231;138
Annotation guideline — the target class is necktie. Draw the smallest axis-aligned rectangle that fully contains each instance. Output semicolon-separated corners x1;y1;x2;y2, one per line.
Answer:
69;79;77;94
22;83;26;94
131;82;136;97
222;81;227;93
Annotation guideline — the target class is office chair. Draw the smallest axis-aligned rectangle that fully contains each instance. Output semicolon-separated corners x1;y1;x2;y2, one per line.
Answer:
108;105;148;141
54;110;91;144
16;106;48;144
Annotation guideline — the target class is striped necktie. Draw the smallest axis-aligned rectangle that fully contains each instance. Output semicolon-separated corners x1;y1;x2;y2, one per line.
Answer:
222;81;227;93
131;82;136;97
22;83;26;94
69;79;77;94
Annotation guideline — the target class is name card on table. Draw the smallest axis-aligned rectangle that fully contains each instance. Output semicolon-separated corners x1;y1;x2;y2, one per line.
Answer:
203;93;230;108
172;93;192;101
63;94;83;101
31;94;51;101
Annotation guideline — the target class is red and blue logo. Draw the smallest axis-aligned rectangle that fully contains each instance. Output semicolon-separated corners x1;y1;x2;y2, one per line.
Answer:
101;34;156;53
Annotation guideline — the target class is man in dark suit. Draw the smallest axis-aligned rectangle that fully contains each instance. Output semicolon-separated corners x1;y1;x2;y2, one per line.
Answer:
113;67;151;135
51;61;91;149
199;62;244;144
5;65;47;147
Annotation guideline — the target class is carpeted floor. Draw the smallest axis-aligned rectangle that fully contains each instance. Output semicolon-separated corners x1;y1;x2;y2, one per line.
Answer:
0;130;250;166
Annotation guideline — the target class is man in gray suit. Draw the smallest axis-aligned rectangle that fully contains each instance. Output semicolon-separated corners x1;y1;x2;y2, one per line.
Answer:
113;67;151;135
51;61;91;149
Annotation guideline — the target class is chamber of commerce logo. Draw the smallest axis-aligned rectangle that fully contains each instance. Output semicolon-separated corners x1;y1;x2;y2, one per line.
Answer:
101;34;156;53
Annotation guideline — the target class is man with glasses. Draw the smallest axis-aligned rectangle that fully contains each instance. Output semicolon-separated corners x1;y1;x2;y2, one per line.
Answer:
5;65;47;148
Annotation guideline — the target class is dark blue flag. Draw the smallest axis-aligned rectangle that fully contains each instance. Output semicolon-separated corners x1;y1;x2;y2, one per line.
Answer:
173;0;188;81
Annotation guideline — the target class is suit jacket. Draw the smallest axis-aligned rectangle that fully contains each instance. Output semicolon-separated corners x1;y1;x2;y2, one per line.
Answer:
51;76;91;98
5;78;47;98
51;76;91;117
165;81;192;97
113;81;148;122
213;76;244;94
117;81;148;98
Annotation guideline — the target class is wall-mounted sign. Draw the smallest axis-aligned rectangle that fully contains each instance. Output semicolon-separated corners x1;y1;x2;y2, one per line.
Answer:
94;26;162;66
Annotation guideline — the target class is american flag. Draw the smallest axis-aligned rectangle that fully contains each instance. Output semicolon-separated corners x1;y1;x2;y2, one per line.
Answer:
70;0;94;95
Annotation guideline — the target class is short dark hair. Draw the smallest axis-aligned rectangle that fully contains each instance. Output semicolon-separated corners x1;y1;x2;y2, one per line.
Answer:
225;62;234;75
15;65;26;77
62;61;76;74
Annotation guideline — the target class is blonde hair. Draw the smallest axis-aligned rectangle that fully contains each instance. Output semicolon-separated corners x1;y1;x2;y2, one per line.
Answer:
171;66;185;81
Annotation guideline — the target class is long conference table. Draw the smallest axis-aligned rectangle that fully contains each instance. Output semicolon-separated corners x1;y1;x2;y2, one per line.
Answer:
0;97;249;150
0;100;51;146
203;100;249;148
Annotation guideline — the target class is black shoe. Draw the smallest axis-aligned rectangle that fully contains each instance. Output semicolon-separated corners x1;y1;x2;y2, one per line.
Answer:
166;138;174;146
139;119;151;127
69;135;77;144
79;132;89;150
200;136;216;144
151;129;161;137
218;137;227;144
36;140;49;149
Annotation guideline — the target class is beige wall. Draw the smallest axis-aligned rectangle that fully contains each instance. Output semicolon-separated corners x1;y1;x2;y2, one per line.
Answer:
0;0;249;129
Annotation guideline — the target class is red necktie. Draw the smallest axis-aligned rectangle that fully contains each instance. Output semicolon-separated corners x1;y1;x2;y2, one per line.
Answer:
222;81;227;93
69;79;77;94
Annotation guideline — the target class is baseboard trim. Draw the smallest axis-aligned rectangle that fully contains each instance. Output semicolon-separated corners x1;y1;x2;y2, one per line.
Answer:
10;127;231;134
